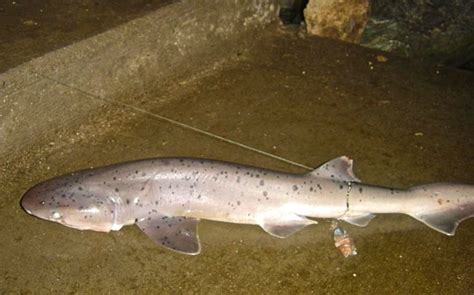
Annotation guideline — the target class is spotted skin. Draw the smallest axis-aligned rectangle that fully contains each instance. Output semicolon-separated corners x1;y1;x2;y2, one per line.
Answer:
21;156;474;255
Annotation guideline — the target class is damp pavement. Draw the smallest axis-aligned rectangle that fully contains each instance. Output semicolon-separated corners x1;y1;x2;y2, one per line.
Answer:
1;11;474;295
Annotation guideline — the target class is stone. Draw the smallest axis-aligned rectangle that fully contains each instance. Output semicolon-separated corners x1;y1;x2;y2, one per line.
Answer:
304;0;370;43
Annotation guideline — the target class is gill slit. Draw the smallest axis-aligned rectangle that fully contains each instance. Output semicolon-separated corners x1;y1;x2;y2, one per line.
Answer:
109;195;123;231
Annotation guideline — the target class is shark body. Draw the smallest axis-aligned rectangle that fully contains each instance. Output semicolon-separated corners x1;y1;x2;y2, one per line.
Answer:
21;156;474;255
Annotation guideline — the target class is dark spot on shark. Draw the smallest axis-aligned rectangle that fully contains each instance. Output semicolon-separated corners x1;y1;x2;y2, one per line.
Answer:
263;191;268;197
113;177;117;180
359;187;363;193
126;199;130;205
317;184;322;190
260;180;265;186
339;185;343;190
310;187;314;192
293;185;298;191
237;201;241;206
78;187;83;191
115;188;119;192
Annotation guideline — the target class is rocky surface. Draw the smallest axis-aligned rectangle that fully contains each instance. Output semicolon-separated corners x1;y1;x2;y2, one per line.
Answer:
303;0;474;69
304;0;370;43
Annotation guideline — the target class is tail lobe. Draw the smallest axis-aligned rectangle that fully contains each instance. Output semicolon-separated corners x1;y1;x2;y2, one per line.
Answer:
406;183;474;235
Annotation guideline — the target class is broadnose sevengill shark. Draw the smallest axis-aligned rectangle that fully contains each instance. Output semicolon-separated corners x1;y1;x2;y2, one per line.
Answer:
21;156;474;255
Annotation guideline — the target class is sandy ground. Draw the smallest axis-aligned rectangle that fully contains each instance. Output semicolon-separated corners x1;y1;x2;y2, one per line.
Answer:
1;6;473;294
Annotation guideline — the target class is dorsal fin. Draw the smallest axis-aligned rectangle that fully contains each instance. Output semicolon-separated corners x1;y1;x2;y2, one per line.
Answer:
308;156;361;182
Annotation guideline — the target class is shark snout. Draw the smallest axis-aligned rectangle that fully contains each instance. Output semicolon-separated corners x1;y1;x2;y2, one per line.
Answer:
21;184;50;219
21;189;39;215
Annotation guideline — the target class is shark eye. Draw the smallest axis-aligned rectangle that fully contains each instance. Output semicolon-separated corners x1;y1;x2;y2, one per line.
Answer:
52;211;62;219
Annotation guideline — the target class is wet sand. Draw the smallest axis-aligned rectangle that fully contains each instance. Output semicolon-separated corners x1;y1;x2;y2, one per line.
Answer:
1;25;473;294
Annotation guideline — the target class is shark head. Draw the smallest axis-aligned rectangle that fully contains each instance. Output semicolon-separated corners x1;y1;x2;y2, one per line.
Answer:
21;173;118;232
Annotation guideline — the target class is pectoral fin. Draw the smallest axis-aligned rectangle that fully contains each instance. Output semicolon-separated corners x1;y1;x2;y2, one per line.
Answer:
136;214;200;255
258;213;317;238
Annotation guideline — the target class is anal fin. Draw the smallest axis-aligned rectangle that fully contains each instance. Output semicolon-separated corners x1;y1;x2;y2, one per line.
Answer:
136;213;200;255
258;213;317;238
340;213;376;227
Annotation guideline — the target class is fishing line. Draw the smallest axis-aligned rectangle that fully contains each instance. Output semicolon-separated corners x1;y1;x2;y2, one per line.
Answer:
35;72;313;171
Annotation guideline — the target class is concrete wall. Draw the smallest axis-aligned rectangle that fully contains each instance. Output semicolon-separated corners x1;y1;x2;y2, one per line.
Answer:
0;0;278;158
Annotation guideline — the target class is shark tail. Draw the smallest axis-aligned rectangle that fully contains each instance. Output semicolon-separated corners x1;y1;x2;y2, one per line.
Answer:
406;183;474;235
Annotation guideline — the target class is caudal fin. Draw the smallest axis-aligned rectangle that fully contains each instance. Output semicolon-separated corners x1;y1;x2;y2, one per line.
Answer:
407;183;474;236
